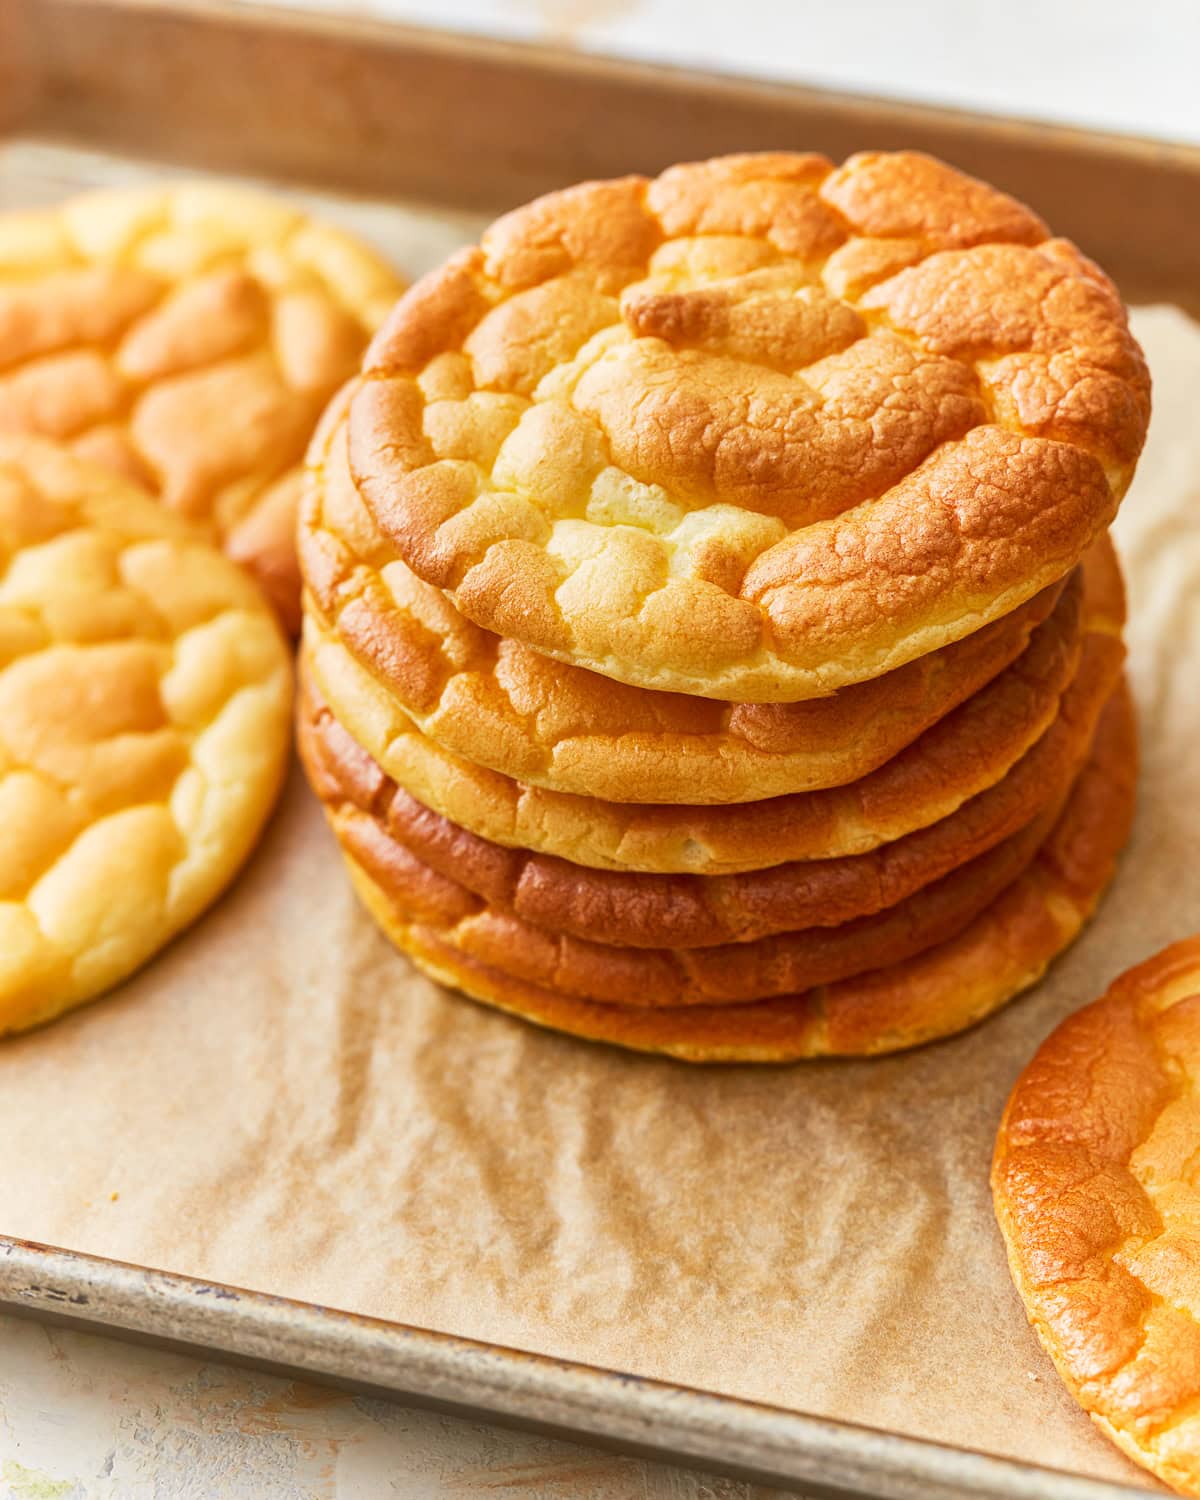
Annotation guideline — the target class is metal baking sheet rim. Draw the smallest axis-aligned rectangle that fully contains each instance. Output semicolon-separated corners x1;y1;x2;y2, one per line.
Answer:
0;1237;1157;1499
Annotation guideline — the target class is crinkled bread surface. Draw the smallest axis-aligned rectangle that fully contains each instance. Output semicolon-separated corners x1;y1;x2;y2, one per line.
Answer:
303;395;1074;804
0;181;404;630
301;538;1121;873
319;684;1135;1059
0;435;293;1034
340;150;1149;700
994;936;1200;1497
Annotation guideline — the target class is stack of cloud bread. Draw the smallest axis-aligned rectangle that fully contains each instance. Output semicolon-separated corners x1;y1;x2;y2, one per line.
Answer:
296;150;1150;1063
0;182;404;1036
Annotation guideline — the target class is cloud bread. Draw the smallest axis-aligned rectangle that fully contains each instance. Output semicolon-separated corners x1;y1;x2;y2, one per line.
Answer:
328;685;1135;1057
0;436;292;1034
301;672;1128;1004
300;544;1121;876
314;746;1063;1008
993;936;1200;1496
300;617;1121;949
0;182;404;630
303;399;1072;804
344;150;1149;700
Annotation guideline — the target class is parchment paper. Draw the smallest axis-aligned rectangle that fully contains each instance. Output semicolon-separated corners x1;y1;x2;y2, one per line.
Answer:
2;147;1198;1492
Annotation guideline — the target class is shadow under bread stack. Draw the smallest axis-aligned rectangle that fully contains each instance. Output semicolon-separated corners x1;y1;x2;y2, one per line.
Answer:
297;150;1151;1061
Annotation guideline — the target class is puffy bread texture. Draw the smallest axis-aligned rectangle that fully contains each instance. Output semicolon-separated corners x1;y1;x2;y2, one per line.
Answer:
302;541;1123;874
329;685;1136;1057
342;150;1149;700
0;436;293;1033
299;613;1121;947
994;936;1200;1496
303;400;1072;803
0;181;404;630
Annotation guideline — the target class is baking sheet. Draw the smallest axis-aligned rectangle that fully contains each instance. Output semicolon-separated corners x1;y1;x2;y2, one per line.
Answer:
1;144;1198;1494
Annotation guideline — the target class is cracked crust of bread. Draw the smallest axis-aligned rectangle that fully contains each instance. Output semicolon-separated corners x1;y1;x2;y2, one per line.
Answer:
316;685;1136;1058
335;151;1149;700
0;181;404;630
0;435;293;1033
994;935;1200;1496
303;394;1083;803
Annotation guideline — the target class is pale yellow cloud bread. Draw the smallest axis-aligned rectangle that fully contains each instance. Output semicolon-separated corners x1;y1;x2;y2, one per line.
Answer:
0;436;292;1034
994;936;1200;1496
0;181;404;631
342;150;1149;700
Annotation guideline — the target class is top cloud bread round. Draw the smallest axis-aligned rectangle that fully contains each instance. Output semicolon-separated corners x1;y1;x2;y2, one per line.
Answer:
344;150;1150;701
302;398;1073;806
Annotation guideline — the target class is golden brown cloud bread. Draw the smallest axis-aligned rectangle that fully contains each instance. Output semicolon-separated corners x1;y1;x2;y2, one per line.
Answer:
345;150;1148;700
0;182;404;630
301;612;1120;949
300;543;1120;880
994;936;1200;1496
303;399;1073;804
331;686;1136;1058
299;673;1128;1004
0;436;293;1035
313;746;1061;1009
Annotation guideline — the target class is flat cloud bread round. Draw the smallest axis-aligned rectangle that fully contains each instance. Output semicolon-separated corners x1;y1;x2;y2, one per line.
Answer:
994;935;1200;1497
0;435;293;1034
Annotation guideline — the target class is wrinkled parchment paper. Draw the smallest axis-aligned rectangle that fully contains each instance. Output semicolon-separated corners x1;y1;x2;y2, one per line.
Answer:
2;146;1198;1491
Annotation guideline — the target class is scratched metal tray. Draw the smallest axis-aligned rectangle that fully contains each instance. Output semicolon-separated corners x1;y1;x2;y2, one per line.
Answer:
2;3;1198;1495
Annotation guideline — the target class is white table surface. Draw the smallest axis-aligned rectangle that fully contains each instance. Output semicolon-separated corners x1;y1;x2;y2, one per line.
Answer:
3;2;1195;1496
0;1313;790;1498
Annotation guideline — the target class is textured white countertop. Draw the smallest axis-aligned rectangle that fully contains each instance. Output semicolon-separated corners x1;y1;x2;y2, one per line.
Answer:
3;2;1195;1496
0;1313;789;1497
